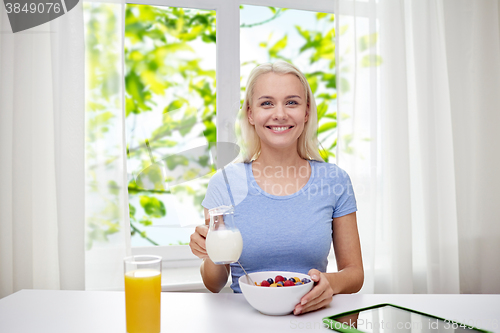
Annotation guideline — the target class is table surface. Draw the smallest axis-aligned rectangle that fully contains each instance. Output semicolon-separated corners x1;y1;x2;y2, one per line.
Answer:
0;290;499;333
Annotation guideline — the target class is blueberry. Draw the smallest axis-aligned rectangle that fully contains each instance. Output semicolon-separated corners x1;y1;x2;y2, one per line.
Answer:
289;278;296;283
302;278;311;283
295;282;303;285
283;277;287;281
277;281;284;286
267;278;274;284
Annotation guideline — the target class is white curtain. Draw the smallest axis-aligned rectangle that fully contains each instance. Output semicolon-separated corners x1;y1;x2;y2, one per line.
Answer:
337;0;500;294
83;0;131;291
0;4;85;297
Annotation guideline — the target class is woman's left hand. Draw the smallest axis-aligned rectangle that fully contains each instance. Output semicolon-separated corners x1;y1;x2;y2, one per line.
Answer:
293;269;333;315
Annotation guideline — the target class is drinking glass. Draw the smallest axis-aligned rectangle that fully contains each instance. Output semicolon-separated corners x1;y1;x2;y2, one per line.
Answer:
206;205;243;264
124;255;162;333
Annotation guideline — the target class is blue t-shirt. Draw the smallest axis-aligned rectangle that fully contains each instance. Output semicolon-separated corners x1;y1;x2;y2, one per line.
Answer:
201;160;357;293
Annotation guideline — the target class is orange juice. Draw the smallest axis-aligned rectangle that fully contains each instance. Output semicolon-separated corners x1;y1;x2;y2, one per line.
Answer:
125;269;161;333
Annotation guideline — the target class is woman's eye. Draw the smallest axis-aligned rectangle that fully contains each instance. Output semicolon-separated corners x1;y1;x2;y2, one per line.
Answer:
261;101;272;106
286;100;298;105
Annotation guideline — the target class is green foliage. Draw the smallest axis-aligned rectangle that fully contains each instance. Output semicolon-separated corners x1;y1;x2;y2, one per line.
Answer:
269;34;288;58
139;196;166;218
124;5;216;119
123;5;217;245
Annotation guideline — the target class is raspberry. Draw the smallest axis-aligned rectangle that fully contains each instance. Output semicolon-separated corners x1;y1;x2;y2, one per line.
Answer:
284;280;295;287
261;280;270;287
275;275;285;283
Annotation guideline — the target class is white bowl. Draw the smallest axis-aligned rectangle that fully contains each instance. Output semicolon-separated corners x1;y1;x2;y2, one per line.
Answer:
239;271;314;316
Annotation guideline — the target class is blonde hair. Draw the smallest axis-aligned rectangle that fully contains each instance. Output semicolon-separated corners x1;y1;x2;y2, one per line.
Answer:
237;60;324;163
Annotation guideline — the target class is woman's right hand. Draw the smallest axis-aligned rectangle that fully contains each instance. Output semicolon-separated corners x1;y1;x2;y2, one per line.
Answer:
189;225;209;259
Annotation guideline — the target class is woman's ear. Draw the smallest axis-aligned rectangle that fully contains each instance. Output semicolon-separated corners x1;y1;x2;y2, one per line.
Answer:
248;107;255;125
305;106;309;123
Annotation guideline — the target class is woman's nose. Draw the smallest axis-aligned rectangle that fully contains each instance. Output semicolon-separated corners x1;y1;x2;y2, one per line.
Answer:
273;104;288;120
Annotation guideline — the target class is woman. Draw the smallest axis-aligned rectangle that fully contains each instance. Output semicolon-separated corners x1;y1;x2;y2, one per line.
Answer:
189;61;363;315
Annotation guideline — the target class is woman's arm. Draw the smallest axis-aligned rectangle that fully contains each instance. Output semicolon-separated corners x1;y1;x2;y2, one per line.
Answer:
189;208;230;293
328;211;364;293
200;258;230;293
294;212;363;315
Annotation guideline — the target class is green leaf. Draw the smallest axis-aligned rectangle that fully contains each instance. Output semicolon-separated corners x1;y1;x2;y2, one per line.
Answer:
361;54;383;67
359;32;378;52
198;155;210;167
125;71;150;112
188;14;209;26
316;12;327;20
203;120;216;143
322;73;336;89
165;155;189;171
340;77;350;93
304;75;317;94
166;99;185;112
318;122;337;134
129;204;136;217
141;70;168;95
139;196;166;218
328;138;338;150
179;25;205;41
139;217;153;226
318;93;336;101
93;111;114;125
178;114;197;136
317;101;329;119
319;149;329;161
108;180;119;196
295;26;310;41
324;112;337;120
87;102;106;111
269;34;288;58
154;139;178;147
125;98;136;117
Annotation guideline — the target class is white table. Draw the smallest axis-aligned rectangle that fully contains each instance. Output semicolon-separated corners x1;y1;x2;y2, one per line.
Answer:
0;290;499;332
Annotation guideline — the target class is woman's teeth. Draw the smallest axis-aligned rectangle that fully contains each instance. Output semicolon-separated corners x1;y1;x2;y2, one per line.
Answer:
269;126;291;131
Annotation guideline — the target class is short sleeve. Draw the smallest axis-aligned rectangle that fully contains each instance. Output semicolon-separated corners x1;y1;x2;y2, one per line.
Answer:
332;169;357;218
201;163;249;210
201;171;230;209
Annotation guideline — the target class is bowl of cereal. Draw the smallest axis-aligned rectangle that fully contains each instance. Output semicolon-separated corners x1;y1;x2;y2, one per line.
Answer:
239;271;314;315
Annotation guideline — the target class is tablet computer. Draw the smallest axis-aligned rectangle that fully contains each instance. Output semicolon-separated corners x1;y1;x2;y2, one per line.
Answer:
323;303;492;333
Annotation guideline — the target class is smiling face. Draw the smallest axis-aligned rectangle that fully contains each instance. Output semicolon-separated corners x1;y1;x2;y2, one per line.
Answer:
247;72;309;154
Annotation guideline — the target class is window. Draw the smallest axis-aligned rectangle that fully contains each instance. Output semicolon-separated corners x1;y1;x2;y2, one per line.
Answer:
84;0;342;268
125;4;216;248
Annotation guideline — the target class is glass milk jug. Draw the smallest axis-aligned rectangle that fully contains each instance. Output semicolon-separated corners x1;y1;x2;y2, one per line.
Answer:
206;205;243;265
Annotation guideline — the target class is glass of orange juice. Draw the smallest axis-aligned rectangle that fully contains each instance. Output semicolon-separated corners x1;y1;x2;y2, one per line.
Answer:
124;255;162;333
